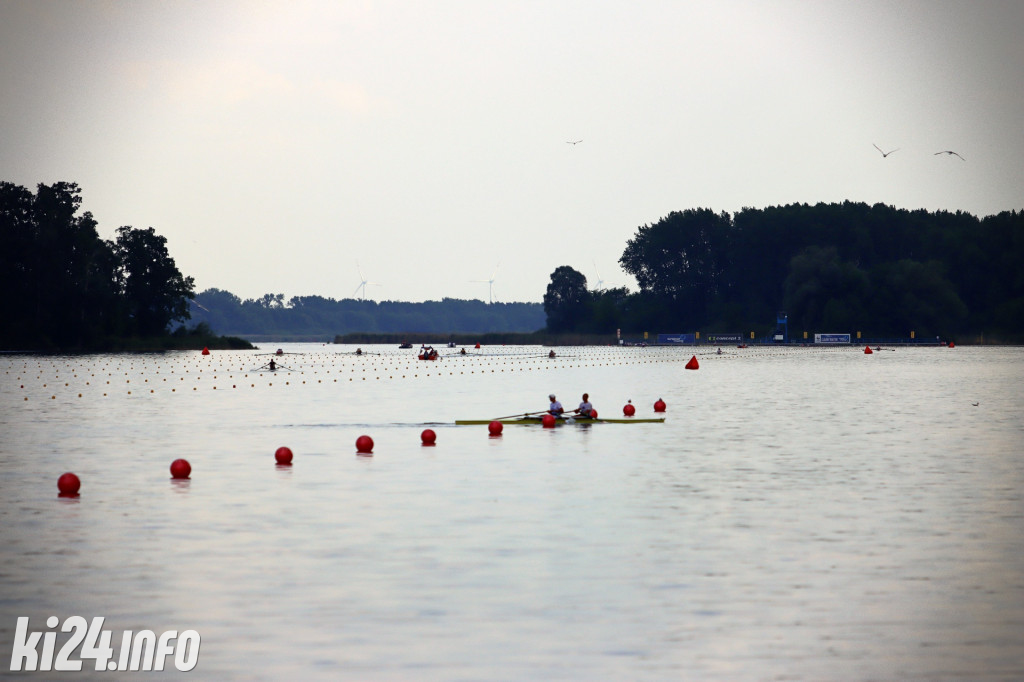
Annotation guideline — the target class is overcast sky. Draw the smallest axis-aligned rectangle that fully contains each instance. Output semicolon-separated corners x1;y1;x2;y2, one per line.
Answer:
2;0;1021;303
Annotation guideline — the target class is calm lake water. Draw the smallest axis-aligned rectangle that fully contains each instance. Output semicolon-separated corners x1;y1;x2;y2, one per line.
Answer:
1;343;1022;681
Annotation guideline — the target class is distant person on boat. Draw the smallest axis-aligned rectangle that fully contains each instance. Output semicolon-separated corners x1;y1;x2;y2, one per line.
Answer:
548;350;556;358
268;359;277;371
355;348;362;355
548;394;564;417
460;348;467;355
575;393;594;418
716;347;722;355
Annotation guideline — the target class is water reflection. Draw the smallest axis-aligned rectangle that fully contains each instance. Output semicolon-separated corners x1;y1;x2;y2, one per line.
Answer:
170;479;191;494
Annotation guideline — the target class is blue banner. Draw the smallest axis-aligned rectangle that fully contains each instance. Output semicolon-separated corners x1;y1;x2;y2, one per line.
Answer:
814;333;851;344
657;333;696;344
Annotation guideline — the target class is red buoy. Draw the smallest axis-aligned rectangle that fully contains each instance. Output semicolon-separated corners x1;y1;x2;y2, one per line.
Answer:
275;446;293;464
57;472;81;497
623;401;636;416
356;435;374;454
421;429;437;445
170;458;191;479
948;341;955;348
685;355;699;370
475;343;481;349
654;398;667;412
864;346;873;354
488;421;503;436
201;347;210;355
541;414;557;428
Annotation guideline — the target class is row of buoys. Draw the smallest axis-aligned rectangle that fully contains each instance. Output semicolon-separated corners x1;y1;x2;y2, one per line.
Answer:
619;398;664;415
865;343;955;353
12;348;688;374
58;457;193;497
56;401;674;496
5;344;861;377
6;347;714;384
10;349;700;397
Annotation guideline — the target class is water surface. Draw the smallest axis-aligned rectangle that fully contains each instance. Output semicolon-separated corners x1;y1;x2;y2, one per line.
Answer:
1;344;1022;680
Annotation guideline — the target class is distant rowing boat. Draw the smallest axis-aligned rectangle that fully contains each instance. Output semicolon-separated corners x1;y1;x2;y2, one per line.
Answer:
455;416;665;425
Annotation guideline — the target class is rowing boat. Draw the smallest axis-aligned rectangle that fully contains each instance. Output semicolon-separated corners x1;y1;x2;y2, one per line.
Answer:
455;416;665;425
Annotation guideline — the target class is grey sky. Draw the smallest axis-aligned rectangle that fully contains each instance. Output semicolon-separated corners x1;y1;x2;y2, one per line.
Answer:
2;0;1021;303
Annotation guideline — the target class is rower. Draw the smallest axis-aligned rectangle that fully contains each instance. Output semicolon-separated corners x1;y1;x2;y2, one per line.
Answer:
548;394;564;417
575;393;594;418
548;350;556;358
460;348;466;355
355;348;362;355
268;359;277;371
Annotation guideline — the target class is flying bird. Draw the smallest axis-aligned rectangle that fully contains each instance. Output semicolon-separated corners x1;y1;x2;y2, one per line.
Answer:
934;150;966;161
873;144;899;158
566;139;583;145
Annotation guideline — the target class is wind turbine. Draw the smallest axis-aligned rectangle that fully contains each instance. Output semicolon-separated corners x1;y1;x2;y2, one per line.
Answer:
354;261;381;301
592;260;605;289
472;263;499;304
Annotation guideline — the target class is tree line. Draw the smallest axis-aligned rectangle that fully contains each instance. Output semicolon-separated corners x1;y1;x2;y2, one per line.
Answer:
7;182;1020;348
190;289;545;337
1;182;198;350
544;202;1024;341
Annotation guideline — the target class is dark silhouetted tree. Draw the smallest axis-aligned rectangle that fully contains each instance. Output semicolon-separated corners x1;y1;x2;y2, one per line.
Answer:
544;266;590;332
111;226;195;336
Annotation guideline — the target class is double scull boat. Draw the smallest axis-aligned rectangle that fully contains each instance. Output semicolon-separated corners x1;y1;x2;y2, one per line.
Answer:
455;415;665;425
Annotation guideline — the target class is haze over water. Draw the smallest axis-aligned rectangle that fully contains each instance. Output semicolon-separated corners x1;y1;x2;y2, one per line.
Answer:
1;344;1022;680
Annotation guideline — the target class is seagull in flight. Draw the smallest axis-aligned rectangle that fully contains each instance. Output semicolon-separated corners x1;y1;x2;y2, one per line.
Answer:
934;150;966;161
566;139;583;145
873;144;899;158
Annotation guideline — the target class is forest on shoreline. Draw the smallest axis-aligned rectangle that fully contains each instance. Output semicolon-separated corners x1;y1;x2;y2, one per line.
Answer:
4;181;1021;348
189;290;545;337
544;203;1023;342
0;182;248;351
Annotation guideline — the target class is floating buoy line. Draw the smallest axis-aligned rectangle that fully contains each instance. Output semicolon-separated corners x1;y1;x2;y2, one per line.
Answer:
2;343;904;401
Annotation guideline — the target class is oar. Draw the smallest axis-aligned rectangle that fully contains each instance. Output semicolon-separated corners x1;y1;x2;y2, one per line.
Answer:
491;410;549;420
